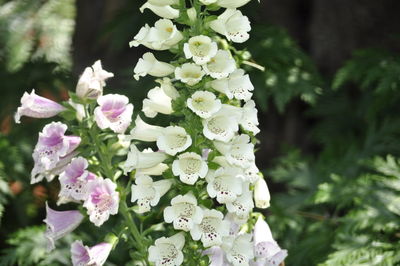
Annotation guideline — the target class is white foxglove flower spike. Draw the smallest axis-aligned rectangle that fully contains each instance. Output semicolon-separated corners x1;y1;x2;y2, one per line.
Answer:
172;152;208;185
131;175;172;213
134;52;175;80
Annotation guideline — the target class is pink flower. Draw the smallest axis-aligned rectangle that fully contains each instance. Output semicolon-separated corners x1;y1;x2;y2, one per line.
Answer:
203;246;230;266
58;157;97;204
94;94;134;134
252;217;287;266
71;240;112;266
44;203;84;251
83;178;119;227
31;122;81;184
76;60;114;100
14;89;65;124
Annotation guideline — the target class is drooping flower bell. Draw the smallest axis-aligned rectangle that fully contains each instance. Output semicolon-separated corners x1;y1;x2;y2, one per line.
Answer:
254;177;271;209
156;126;192;156
206;167;243;204
187;91;222;119
210;69;254;101
183;35;218;65
140;0;179;19
129;115;164;142
44;203;84;251
83;178;119;227
14;89;66;124
210;9;251;43
172;152;208;185
134;52;175;80
123;144;168;174
175;63;205;86
94;94;134;134
76;60;114;100
71;240;112;266
148;233;185;266
31;122;81;184
203;50;236;79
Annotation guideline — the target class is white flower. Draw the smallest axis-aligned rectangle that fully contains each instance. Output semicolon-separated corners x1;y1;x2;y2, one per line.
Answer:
217;0;251;8
222;234;254;266
129;115;164;142
76;60;114;100
131;175;172;213
240;100;260;135
142;79;179;118
213;155;260;184
175;63;205;86
254;177;270;209
252;217;287;266
206;167;243;204
136;163;169;176
172;152;208;185
183;35;218;65
187;91;222;119
164;192;203;231
123;145;168;174
210;69;254;101
130;19;183;50
134;52;175;80
148;233;185;266
203;50;236;79
226;186;254;219
83;178;119;227
200;0;218;4
157;126;192;156
214;134;255;168
139;2;179;19
202;104;242;142
190;209;230;247
94;94;134;134
210;9;251;43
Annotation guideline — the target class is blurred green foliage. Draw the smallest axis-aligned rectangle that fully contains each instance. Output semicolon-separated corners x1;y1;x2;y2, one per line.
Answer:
0;0;399;265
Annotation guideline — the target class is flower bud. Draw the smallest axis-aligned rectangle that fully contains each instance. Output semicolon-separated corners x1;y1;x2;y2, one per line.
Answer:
187;7;197;23
254;177;271;209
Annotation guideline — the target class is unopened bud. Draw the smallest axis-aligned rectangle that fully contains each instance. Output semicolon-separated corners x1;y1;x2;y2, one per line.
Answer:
187;7;197;23
254;177;271;209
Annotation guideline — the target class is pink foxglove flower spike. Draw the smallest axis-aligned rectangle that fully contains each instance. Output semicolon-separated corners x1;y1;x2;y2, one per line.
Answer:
31;122;81;184
44;203;84;252
14;89;66;124
71;240;112;266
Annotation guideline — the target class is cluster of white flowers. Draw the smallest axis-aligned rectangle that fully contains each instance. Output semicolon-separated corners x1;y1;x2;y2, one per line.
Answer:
17;0;287;265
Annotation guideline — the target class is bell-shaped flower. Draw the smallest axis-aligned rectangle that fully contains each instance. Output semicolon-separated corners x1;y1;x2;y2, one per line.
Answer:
252;217;287;266
44;203;84;251
217;0;251;8
240;100;260;135
76;60;114;100
58;156;97;203
226;186;254;219
222;234;254;266
210;69;254;101
31;122;81;184
136;163;169;176
130;19;183;50
203;50;236;79
134;52;175;80
94;94;133;134
206;167;243;204
190;209;230;247
213;155;259;184
131;175;172;213
15;89;66;124
210;9;251;43
214;134;255;168
142;79;179;118
203;246;230;266
187;91;222;119
130;115;164;141
83;178;119;227
172;152;208;185
183;35;218;65
148;233;185;266
254;177;270;209
175;63;205;86
157;126;192;156
202;104;241;142
123;144;168;174
164;192;203;231
71;240;112;266
140;1;179;19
